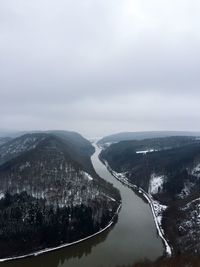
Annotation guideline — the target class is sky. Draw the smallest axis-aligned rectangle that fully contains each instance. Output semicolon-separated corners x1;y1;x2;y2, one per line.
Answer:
0;0;200;137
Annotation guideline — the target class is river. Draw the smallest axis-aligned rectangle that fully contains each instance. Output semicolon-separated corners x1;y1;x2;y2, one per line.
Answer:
0;144;164;267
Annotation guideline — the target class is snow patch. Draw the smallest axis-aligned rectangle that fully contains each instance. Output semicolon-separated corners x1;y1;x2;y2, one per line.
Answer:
149;174;165;195
182;197;200;211
151;200;167;225
19;161;31;171
83;172;93;181
179;180;194;198
103;160;172;256
136;149;158;154
191;163;200;178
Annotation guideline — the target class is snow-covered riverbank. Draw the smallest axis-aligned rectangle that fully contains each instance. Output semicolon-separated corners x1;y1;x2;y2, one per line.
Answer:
0;203;122;263
102;159;172;257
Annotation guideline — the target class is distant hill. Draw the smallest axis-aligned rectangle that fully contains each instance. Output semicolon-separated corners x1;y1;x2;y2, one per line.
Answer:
0;131;95;175
0;137;12;146
0;131;120;258
98;131;200;147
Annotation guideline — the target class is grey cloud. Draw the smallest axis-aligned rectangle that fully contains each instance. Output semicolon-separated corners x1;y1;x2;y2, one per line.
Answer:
0;0;200;137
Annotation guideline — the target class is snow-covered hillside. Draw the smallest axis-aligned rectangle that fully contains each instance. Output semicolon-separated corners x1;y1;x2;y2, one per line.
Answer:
148;174;165;195
0;133;46;165
0;132;120;259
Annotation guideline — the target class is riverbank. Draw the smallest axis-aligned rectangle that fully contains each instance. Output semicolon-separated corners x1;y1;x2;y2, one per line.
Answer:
0;203;122;263
101;158;172;257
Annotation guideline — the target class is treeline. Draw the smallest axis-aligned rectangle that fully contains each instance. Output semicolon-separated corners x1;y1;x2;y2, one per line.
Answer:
0;191;115;258
101;138;200;255
101;141;200;194
0;133;120;208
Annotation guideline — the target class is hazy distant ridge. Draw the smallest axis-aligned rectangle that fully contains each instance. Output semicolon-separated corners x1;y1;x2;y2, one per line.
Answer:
98;131;200;145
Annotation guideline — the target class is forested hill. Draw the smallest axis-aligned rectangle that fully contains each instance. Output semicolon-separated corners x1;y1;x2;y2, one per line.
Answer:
47;130;95;175
100;136;200;256
0;131;120;258
98;131;200;147
0;131;95;176
0;137;12;146
100;136;200;190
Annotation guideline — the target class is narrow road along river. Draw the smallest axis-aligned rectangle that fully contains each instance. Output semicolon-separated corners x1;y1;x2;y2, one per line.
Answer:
0;144;164;267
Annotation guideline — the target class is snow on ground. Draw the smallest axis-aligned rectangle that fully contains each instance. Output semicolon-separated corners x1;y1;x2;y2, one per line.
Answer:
191;163;200;178
19;161;31;171
179;180;194;198
83;172;93;181
151;199;167;226
181;197;200;211
149;174;165;195
103;161;172;255
136;149;158;154
148;196;171;256
102;193;116;202
0;193;4;200
105;162;130;185
177;197;200;253
178;163;200;198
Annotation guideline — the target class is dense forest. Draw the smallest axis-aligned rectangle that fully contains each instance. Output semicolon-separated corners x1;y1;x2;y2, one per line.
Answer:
98;131;200;147
0;192;115;258
100;136;200;255
0;132;120;258
100;136;200;192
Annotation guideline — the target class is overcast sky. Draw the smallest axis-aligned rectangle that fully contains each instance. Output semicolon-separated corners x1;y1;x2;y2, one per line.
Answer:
1;0;200;137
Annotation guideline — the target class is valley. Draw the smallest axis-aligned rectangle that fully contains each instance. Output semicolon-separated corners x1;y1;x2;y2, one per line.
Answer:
0;134;164;267
100;135;200;257
0;131;199;266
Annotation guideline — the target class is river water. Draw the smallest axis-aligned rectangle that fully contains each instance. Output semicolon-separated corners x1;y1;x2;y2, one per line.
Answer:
0;144;163;267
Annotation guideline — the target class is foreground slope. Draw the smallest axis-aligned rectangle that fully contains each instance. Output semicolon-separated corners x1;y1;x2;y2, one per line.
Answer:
100;136;200;255
0;132;120;258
